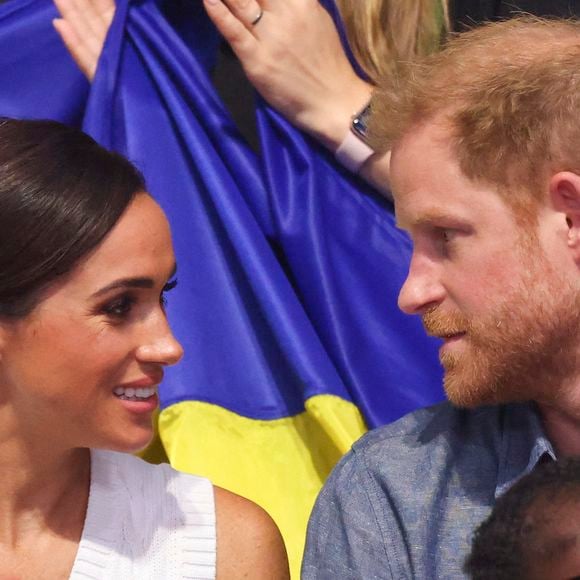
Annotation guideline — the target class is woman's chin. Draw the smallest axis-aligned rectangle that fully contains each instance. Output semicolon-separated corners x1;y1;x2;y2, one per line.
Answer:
95;429;155;455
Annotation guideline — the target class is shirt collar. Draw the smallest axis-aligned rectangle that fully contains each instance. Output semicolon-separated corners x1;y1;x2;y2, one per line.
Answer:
494;403;556;499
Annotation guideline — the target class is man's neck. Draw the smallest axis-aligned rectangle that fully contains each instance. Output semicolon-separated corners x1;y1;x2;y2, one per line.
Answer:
538;400;580;457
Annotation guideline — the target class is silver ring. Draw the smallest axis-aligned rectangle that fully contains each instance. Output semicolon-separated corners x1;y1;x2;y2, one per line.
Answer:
251;9;264;26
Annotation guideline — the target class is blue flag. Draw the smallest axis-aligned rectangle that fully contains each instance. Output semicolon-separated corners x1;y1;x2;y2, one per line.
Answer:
0;0;444;573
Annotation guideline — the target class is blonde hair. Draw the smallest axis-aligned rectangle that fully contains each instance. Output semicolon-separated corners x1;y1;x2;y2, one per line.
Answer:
336;0;449;83
370;17;580;204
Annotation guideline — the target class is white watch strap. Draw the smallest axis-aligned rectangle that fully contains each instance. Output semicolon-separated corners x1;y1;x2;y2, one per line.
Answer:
335;130;375;173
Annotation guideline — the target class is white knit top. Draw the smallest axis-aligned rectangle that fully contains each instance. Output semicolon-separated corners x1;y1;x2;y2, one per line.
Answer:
69;449;216;579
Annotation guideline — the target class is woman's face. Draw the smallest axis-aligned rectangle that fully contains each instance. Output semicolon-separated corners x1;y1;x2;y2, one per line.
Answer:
0;193;183;453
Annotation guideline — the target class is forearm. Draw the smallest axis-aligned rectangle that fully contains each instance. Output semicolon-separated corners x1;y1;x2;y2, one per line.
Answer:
359;150;392;198
203;0;394;196
298;77;373;151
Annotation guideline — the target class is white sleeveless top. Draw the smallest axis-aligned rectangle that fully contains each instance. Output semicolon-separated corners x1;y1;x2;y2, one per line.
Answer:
69;449;216;579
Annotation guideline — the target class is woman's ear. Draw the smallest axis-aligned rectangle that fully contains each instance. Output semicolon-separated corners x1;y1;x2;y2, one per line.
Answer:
0;324;7;363
549;171;580;264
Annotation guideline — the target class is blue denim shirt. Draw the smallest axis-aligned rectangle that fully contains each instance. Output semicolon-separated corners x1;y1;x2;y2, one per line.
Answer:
302;402;554;579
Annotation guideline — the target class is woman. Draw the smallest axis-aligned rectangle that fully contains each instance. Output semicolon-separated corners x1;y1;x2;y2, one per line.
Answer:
0;118;289;579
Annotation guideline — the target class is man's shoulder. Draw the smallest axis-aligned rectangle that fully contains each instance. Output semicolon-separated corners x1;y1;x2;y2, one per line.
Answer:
354;401;502;453
304;402;541;579
340;401;522;484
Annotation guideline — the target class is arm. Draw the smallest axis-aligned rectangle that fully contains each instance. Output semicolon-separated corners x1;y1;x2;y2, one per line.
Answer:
214;486;290;579
53;0;392;194
203;0;393;195
302;449;399;579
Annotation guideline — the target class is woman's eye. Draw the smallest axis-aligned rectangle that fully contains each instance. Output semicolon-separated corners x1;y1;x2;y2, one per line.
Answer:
101;295;136;319
160;278;178;308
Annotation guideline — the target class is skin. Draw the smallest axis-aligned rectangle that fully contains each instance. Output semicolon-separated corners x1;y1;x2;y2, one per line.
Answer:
202;0;393;195
0;193;289;578
527;501;580;580
52;0;114;81
390;118;580;455
52;0;393;196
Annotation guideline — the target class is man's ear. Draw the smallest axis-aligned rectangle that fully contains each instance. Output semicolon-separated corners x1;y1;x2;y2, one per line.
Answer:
549;171;580;262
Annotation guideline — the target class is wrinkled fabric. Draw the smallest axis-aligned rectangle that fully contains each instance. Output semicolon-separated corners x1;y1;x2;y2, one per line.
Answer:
0;0;443;427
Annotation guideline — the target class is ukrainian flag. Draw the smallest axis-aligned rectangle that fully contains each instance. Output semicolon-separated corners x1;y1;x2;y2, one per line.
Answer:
0;1;443;575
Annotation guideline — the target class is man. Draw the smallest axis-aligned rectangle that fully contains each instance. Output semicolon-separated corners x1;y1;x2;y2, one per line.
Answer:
302;17;580;579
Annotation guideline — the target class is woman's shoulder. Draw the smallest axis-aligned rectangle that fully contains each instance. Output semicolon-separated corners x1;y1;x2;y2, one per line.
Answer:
89;451;289;577
213;486;290;579
94;448;210;485
92;449;214;508
86;450;216;576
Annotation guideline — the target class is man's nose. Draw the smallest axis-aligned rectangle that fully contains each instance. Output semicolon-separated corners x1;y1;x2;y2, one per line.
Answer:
398;256;445;315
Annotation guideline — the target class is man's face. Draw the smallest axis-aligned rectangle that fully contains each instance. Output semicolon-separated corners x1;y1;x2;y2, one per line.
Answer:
390;121;580;408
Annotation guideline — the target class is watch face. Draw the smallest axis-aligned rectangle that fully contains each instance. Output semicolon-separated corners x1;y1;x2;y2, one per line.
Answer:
352;102;372;143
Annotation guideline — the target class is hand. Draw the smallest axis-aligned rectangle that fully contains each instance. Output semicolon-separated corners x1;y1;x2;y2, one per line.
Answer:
203;0;374;151
53;0;115;81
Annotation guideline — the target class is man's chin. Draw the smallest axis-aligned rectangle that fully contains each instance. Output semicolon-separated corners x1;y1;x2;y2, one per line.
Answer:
445;387;497;409
443;372;532;408
441;349;504;407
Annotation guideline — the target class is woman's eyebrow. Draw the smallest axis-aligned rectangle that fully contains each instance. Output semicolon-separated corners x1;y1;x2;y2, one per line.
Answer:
92;263;177;298
91;277;155;298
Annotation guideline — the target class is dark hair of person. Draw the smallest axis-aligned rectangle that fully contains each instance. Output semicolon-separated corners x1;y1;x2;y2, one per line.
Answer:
0;118;145;318
464;458;580;579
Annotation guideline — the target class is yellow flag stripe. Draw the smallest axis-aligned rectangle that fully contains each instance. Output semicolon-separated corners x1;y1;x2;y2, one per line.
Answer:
158;394;367;578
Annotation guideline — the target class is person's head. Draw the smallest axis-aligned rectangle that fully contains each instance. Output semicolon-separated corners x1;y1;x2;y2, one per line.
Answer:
336;0;448;83
370;17;580;408
465;458;580;580
0;118;183;453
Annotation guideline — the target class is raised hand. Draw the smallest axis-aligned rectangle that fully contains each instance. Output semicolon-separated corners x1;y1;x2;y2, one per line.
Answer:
203;0;373;151
53;0;115;81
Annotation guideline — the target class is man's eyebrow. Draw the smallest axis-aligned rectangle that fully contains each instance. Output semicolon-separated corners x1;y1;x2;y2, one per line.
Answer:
397;210;467;230
91;264;177;298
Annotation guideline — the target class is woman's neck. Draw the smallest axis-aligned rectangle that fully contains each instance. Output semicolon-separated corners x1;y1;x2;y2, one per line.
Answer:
0;436;90;548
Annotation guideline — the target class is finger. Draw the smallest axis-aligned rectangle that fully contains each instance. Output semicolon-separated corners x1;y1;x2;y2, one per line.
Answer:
75;0;115;41
53;18;97;80
90;0;116;30
203;0;259;57
219;0;265;30
53;0;108;59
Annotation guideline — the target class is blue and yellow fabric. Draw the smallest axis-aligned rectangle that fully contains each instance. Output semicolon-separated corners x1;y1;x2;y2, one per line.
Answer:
0;0;444;574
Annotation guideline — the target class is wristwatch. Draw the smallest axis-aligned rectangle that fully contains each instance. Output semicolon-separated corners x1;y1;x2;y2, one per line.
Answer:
335;99;375;173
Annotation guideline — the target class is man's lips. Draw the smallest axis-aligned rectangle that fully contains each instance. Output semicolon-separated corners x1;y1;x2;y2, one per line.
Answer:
433;331;467;341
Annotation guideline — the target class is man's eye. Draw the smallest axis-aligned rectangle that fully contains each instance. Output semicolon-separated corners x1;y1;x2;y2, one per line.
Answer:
101;295;136;318
437;228;455;243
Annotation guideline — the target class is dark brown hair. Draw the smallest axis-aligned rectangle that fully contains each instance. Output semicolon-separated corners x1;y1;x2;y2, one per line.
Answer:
465;458;580;579
0;118;145;317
